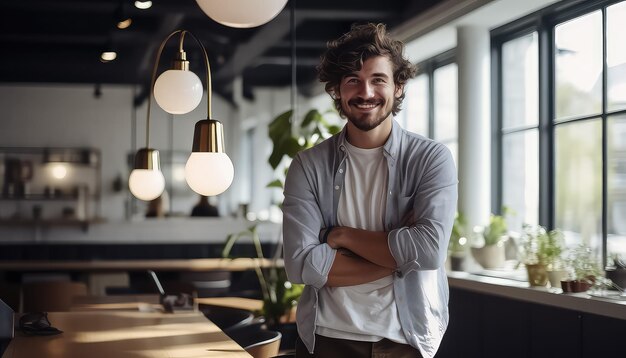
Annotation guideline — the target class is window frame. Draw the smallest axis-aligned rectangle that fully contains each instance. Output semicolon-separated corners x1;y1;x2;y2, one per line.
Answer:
492;0;626;266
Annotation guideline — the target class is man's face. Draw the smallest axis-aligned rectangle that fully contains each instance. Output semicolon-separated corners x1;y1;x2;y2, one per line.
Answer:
336;55;402;132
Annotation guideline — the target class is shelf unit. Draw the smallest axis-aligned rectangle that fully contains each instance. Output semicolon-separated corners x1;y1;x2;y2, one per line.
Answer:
0;147;102;231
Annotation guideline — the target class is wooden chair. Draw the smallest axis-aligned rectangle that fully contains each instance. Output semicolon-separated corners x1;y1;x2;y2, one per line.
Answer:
0;299;14;356
198;303;254;331
226;323;282;358
21;281;88;312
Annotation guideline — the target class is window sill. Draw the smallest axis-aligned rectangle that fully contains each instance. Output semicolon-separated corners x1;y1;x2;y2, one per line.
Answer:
448;271;626;320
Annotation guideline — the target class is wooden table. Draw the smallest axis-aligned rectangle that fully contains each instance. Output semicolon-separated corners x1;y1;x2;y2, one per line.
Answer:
2;311;251;358
0;258;283;273
71;294;161;312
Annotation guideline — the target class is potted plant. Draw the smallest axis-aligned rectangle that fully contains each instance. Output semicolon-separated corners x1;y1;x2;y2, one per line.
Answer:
561;244;602;293
470;213;508;269
221;108;338;350
222;225;303;328
518;224;565;287
448;213;469;271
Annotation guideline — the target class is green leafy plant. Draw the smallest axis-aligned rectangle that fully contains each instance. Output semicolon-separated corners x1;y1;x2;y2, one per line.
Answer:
222;225;303;327
267;108;341;190
482;213;508;246
519;224;564;267
449;212;469;255
221;108;338;327
565;244;602;282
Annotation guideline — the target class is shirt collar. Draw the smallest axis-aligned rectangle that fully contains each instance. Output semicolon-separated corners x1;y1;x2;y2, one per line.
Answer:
336;119;401;163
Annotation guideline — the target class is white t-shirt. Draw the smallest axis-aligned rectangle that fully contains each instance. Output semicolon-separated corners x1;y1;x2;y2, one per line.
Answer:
316;141;406;344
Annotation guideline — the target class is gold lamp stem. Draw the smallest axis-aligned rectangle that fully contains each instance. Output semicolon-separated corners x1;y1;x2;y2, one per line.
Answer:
145;29;213;148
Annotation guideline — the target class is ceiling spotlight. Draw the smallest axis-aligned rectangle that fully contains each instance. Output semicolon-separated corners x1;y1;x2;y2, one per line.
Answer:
115;5;132;29
134;1;152;10
100;51;117;63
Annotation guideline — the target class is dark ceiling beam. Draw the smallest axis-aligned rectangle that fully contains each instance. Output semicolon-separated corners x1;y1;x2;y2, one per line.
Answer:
274;40;327;49
251;56;319;67
296;9;394;20
213;11;303;82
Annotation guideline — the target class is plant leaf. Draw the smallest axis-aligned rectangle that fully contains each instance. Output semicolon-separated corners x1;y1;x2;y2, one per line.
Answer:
266;179;284;189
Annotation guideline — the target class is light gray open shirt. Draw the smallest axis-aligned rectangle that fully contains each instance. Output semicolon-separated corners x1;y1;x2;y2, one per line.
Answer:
283;120;458;358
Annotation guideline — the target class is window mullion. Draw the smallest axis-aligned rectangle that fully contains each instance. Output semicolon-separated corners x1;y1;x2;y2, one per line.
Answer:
538;17;554;229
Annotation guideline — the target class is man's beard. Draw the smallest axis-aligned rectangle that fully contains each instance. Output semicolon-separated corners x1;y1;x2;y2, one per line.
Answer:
344;99;392;132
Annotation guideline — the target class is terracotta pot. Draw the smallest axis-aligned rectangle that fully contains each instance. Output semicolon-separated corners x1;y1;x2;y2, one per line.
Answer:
561;279;592;293
525;264;548;287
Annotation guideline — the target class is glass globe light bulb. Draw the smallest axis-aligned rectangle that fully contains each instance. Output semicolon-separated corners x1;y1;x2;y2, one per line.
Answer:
185;152;234;196
129;169;165;201
154;69;203;114
195;0;288;28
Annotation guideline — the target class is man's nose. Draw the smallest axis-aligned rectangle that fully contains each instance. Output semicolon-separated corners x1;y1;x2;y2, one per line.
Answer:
357;82;374;98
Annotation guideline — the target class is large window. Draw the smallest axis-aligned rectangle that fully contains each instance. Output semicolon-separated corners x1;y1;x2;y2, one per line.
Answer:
494;0;626;264
398;51;458;163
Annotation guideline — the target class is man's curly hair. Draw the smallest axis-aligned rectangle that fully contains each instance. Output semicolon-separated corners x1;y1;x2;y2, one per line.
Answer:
317;23;417;118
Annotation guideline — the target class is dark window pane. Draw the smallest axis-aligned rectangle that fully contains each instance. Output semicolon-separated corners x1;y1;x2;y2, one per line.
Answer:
502;32;538;130
555;119;603;253
401;74;429;136
607;2;626;112
434;63;457;143
555;11;603;120
502;130;539;234
608;115;626;259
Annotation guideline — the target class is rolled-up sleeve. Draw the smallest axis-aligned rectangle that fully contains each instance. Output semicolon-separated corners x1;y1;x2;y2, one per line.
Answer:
283;154;336;289
388;144;458;272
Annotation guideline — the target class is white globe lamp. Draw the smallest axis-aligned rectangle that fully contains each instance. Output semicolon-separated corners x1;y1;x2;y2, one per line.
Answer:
154;69;203;114
185;152;234;196
195;0;288;28
184;119;234;196
128;149;165;201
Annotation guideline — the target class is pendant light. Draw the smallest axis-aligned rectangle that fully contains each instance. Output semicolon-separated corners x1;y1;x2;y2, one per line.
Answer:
195;0;288;28
128;30;233;201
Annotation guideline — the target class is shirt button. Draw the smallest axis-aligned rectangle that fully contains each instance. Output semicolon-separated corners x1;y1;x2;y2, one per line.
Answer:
339;169;344;174
389;191;392;195
335;185;340;190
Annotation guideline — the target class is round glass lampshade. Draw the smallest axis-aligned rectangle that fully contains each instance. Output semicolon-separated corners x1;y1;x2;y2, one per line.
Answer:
195;0;288;28
129;169;165;201
154;69;203;114
185;152;234;196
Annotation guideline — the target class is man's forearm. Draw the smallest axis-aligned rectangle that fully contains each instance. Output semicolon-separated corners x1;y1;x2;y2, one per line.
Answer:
327;226;397;269
326;249;393;287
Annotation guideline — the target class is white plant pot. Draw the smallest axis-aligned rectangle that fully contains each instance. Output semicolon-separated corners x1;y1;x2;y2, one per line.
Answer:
471;244;505;269
547;269;569;288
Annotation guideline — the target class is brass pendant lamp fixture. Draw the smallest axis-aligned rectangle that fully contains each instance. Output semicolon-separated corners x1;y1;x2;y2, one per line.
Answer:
128;29;234;201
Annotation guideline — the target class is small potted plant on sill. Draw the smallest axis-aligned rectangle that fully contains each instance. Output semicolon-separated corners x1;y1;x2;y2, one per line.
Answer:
518;224;565;287
448;213;469;271
561;244;602;293
470;213;508;269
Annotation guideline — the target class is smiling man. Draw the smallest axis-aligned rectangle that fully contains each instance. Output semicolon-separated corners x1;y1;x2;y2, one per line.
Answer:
282;23;458;358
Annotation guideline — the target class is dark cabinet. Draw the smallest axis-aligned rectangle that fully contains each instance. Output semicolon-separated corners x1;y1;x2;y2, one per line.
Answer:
437;287;623;358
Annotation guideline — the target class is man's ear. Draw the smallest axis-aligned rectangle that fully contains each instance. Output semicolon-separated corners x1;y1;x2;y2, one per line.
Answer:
395;84;404;98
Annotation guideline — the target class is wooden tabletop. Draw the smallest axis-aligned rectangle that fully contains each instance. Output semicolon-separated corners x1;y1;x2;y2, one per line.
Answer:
2;311;251;358
71;294;161;312
0;258;283;272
